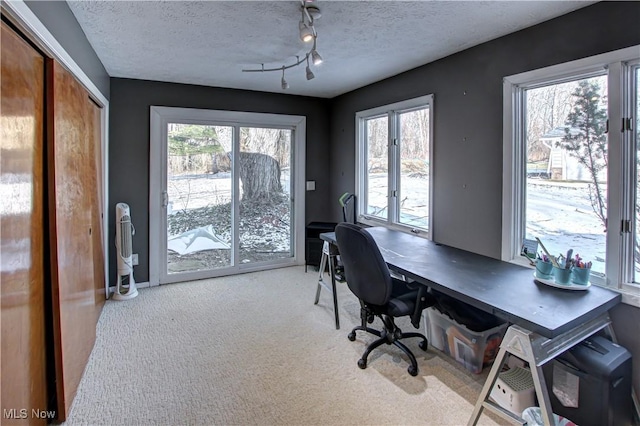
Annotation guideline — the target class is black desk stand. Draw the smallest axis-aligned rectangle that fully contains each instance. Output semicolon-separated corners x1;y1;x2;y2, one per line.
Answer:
313;240;341;329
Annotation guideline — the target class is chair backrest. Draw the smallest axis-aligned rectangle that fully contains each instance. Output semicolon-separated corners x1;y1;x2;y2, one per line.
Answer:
335;223;392;306
339;193;356;223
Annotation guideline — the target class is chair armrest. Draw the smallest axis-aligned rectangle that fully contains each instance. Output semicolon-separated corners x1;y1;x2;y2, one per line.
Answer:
411;285;434;329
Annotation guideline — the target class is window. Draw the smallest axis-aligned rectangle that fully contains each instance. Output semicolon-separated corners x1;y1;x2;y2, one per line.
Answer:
632;63;640;282
503;46;640;305
356;95;434;237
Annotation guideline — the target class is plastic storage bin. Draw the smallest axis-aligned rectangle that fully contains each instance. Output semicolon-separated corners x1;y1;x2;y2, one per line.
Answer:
425;306;508;373
522;407;577;426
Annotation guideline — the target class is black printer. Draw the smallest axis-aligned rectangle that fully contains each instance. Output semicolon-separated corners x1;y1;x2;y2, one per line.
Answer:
544;335;632;426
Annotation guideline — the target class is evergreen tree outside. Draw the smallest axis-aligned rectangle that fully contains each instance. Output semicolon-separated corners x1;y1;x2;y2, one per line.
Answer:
560;80;608;227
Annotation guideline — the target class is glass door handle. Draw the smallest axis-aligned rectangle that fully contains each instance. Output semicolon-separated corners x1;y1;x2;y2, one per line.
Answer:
162;191;169;208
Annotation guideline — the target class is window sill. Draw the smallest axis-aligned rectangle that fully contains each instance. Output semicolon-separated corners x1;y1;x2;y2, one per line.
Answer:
506;259;640;308
357;217;431;240
619;285;640;308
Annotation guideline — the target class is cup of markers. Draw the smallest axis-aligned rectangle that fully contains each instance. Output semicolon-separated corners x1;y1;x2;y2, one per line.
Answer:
535;255;553;279
552;265;571;284
571;255;592;285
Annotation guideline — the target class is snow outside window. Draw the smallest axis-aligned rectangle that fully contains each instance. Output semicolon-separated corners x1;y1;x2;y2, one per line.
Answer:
502;46;640;306
355;95;433;239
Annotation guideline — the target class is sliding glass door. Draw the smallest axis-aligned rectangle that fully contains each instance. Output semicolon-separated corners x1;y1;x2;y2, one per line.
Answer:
149;107;305;285
238;127;293;264
165;124;234;274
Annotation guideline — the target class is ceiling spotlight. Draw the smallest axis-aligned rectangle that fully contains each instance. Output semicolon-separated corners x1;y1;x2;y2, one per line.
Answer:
281;67;289;90
306;66;315;80
311;49;323;65
299;21;314;43
305;57;315;80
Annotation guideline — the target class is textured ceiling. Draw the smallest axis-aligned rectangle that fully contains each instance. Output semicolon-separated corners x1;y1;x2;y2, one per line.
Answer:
67;1;595;98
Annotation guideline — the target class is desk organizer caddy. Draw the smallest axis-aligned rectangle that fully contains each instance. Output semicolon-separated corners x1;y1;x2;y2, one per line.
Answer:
533;272;591;291
425;307;508;374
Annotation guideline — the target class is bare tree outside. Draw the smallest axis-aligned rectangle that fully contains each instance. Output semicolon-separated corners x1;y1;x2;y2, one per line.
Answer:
364;108;430;227
366;116;389;218
398;108;430;228
239;127;292;263
526;83;574;162
238;127;289;201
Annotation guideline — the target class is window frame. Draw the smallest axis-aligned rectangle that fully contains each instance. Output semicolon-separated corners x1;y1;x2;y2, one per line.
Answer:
355;94;434;239
502;45;640;306
621;59;640;303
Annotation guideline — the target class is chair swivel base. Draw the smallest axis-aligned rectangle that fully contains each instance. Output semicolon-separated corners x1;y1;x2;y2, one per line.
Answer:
348;320;428;376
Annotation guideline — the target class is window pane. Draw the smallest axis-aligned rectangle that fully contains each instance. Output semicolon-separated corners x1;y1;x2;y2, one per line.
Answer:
239;127;293;264
634;67;640;281
524;75;608;275
398;108;430;229
366;116;388;219
166;124;233;273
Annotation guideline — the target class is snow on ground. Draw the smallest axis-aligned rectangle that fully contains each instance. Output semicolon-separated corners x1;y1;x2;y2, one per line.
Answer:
166;171;607;275
526;180;606;274
367;174;606;275
167;169;290;214
166;170;292;273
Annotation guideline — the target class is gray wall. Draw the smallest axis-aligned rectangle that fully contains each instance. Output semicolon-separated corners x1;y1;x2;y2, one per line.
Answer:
328;0;640;401
24;0;110;99
109;78;331;284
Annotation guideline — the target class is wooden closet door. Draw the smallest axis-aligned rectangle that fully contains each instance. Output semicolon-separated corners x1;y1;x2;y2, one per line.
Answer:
0;21;47;425
47;60;105;421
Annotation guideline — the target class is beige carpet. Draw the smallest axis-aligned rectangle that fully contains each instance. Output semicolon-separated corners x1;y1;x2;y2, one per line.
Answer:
65;266;504;425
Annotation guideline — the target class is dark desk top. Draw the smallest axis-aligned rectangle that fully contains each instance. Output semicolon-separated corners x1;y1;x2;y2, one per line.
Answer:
321;227;621;339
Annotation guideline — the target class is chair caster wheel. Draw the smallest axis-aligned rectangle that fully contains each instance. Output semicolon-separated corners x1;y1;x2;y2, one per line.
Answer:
367;315;374;324
408;365;418;376
357;359;367;369
348;332;356;341
419;340;428;351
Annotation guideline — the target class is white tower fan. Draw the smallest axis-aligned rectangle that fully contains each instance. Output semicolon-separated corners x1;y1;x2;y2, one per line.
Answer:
114;202;138;300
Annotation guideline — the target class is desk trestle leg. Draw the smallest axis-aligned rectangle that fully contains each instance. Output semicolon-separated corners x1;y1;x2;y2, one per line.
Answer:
313;249;328;304
313;241;340;330
468;313;612;426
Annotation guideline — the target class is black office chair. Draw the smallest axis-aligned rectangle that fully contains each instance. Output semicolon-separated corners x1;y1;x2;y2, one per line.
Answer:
335;222;435;376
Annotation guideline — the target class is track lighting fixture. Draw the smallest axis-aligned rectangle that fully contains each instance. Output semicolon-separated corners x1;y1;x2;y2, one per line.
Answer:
242;0;323;90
